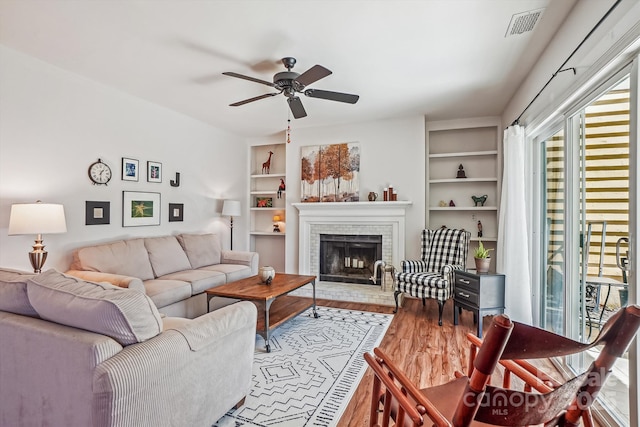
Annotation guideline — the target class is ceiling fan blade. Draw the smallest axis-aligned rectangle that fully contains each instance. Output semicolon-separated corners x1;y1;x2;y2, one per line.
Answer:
230;93;278;106
222;72;275;87
304;89;359;104
287;97;307;119
295;65;332;87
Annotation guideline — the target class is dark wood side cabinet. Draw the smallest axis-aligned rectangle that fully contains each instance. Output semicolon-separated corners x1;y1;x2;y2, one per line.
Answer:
453;270;505;338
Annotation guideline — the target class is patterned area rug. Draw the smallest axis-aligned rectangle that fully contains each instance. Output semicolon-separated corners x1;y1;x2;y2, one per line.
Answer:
214;306;393;427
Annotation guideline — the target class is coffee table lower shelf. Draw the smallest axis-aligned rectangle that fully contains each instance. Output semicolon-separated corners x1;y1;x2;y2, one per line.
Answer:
256;295;318;352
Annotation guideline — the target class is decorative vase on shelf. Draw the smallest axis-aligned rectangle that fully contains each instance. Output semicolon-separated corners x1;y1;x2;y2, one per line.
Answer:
258;266;276;284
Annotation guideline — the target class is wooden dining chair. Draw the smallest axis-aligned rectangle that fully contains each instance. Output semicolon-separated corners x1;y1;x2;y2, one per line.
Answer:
364;305;640;427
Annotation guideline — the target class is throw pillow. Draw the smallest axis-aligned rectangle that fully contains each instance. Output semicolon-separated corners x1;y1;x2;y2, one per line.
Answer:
0;268;38;317
27;269;162;345
176;233;222;269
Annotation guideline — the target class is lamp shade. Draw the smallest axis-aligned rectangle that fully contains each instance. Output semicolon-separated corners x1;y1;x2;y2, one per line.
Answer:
8;203;67;235
273;215;281;222
222;200;241;217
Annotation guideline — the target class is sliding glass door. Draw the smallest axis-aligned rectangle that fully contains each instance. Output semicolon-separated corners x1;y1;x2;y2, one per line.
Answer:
538;70;637;426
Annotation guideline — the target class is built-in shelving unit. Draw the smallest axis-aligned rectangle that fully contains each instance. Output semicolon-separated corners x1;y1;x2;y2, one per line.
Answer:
250;143;286;271
426;117;502;268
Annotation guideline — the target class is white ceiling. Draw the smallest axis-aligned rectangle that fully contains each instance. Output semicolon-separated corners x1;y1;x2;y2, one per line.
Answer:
0;0;576;137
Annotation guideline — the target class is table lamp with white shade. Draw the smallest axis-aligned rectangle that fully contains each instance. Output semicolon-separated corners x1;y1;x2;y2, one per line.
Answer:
222;200;241;250
8;201;67;273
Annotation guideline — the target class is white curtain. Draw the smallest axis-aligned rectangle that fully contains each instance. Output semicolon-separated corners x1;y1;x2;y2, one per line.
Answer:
497;125;533;324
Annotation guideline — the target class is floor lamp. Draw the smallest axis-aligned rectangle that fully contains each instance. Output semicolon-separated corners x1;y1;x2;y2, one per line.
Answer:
8;201;67;273
222;200;241;250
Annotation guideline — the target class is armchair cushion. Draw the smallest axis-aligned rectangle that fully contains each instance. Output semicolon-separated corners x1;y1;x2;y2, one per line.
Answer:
27;269;162;345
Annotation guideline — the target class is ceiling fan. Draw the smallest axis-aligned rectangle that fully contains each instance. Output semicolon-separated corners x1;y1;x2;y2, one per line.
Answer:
223;57;359;119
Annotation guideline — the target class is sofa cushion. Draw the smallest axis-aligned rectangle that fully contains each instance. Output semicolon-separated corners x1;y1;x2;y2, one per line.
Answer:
199;264;252;283
27;269;162;345
69;239;155;281
158;269;227;294
0;268;38;317
144;236;192;277
177;233;222;269
142;279;193;309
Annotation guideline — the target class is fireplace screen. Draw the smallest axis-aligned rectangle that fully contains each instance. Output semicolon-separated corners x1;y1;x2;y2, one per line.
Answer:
319;234;382;284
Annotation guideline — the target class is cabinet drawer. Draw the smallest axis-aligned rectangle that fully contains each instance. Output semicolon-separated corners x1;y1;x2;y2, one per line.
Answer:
455;274;479;291
455;288;479;306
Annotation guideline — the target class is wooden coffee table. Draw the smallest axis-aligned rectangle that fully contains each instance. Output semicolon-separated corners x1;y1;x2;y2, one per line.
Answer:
205;273;318;352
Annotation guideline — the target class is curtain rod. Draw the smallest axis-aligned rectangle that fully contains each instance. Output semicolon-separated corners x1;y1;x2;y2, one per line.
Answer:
511;0;623;127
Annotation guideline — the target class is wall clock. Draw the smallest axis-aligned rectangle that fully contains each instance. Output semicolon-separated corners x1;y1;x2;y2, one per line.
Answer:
88;158;112;185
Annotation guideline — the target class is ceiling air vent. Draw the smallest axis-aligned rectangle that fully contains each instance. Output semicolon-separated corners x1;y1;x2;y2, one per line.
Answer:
505;8;545;37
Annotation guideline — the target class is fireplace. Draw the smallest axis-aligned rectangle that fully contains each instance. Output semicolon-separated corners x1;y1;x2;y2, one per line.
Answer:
320;234;382;284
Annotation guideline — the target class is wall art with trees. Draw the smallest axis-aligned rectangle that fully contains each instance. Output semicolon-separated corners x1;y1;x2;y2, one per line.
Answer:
300;142;360;202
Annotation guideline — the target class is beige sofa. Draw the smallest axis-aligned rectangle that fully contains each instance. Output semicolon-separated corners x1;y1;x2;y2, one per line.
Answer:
66;233;258;318
0;268;257;427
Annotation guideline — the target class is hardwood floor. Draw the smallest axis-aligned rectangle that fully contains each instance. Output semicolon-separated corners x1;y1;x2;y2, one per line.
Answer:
313;297;565;427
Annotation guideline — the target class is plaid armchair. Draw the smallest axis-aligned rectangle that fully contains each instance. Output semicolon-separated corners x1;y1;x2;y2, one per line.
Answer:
394;228;470;325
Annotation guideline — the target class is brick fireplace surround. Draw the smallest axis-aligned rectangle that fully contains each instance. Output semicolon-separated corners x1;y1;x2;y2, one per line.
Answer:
291;201;411;306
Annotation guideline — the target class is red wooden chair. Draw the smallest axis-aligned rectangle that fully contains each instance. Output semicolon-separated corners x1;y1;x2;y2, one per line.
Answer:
364;305;640;427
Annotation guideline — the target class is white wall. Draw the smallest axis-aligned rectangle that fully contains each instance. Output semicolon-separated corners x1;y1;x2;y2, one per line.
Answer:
503;0;640;127
249;116;426;273
0;46;248;272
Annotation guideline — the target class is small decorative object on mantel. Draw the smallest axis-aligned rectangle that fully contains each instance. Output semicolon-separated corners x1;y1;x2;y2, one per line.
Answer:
262;151;274;174
368;191;378;201
449;200;456;207
277;179;285;198
456;164;467;179
439;200;447;207
170;172;181;187
258;266;276;285
471;194;488;206
383;188;388;201
477;220;483;237
473;240;493;273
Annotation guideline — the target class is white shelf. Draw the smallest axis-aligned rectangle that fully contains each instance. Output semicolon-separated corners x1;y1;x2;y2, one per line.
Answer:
429;150;498;159
250;231;286;236
251;173;285;179
429;206;498;211
250;207;279;211
250;190;285;195
429;178;498;184
470;236;497;242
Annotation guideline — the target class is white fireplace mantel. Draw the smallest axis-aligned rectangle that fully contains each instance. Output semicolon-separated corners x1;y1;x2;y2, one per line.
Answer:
293;201;412;275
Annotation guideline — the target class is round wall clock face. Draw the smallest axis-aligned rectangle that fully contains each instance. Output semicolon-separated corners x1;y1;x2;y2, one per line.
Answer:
88;159;112;185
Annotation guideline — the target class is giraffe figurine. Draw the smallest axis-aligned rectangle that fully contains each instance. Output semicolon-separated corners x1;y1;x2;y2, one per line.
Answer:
262;151;274;174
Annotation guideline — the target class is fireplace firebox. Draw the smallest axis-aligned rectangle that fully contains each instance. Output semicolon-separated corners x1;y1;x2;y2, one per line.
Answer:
319;234;382;284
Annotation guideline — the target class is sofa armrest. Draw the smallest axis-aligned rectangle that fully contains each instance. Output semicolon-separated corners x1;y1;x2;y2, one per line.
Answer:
400;259;429;273
92;301;257;426
221;250;259;274
65;270;145;293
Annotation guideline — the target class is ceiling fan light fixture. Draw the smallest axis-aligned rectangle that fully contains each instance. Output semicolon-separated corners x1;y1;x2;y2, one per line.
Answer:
223;57;358;118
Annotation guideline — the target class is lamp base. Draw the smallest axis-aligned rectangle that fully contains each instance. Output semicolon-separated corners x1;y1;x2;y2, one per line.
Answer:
29;235;48;273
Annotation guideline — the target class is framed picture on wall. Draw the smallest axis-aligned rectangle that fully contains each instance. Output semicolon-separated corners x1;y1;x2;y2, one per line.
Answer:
85;201;110;225
168;203;183;222
122;191;160;227
147;161;162;183
122;157;139;181
256;197;273;208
